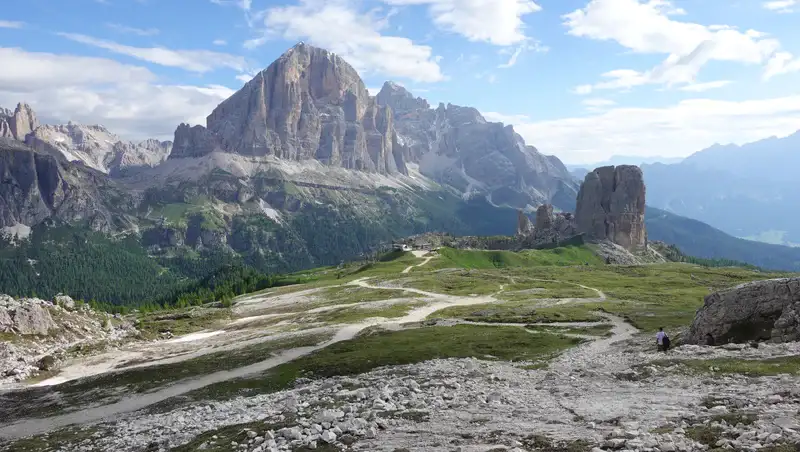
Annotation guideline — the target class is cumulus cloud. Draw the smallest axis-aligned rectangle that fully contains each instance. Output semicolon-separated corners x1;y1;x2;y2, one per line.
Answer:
382;0;541;46
0;48;233;140
245;0;445;83
58;33;248;73
0;47;154;91
486;95;800;163
564;0;800;92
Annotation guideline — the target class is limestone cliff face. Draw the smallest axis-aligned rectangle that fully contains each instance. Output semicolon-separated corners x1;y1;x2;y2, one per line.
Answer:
170;43;407;175
0;138;137;232
575;165;646;249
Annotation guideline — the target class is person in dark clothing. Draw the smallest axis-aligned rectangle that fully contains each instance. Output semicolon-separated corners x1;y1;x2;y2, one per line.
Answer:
656;327;670;352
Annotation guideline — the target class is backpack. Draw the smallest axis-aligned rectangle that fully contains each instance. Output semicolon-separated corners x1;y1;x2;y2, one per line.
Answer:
663;335;671;350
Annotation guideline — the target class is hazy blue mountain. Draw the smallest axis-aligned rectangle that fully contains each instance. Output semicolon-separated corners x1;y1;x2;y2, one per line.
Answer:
565;155;683;172
641;131;800;247
645;206;800;271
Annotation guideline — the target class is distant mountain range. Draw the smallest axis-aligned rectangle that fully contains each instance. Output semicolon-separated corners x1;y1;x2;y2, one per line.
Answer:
642;131;800;247
567;155;684;179
0;42;798;308
0;43;575;298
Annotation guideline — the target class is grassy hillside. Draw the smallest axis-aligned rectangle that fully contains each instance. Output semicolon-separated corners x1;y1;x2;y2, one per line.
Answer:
646;206;800;272
432;246;604;268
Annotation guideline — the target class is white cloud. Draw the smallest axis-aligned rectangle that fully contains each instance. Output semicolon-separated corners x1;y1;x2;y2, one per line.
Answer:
763;0;797;12
0;20;24;29
382;0;541;46
765;51;800;78
246;0;445;83
582;98;616;107
0;47;154;91
564;0;799;91
491;95;800;163
0;47;232;140
678;80;732;92
213;39;228;46
106;23;159;36
58;33;247;73
235;72;257;83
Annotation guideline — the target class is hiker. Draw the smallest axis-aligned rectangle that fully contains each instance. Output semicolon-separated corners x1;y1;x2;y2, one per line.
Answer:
656;327;670;352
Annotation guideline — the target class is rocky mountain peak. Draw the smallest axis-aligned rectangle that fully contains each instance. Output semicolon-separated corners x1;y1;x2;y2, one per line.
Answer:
376;81;430;113
171;43;407;175
575;165;647;249
0;102;39;142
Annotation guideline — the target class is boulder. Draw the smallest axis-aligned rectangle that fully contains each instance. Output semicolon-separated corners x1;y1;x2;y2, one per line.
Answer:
37;354;57;371
0;302;57;335
54;294;76;310
686;277;800;344
575;165;647;249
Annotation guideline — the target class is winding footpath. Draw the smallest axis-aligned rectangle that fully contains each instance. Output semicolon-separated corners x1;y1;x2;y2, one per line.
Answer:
0;252;625;440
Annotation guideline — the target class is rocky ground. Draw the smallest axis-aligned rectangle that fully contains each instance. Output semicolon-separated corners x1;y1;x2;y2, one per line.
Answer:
4;319;799;451
0;294;136;386
1;253;799;452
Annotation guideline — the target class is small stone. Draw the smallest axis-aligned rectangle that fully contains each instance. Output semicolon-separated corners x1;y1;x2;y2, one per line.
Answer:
321;431;337;443
766;394;783;404
660;442;676;452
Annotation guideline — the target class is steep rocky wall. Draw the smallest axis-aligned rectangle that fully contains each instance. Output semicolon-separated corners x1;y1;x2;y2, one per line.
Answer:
575;165;646;249
686;278;800;344
0;139;138;232
170;43;407;175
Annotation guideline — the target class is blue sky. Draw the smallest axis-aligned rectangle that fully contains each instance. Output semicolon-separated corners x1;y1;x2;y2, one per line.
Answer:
1;0;800;163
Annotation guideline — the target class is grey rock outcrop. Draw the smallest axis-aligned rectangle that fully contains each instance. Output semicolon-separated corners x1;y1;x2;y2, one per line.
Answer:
170;43;407;175
0;103;39;141
535;204;555;232
516;210;533;236
687;278;800;344
171;124;218;159
376;81;577;209
575;165;646;249
518;204;578;246
0;295;57;335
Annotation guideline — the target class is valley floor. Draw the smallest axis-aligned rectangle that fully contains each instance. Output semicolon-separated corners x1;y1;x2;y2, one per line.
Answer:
1;249;799;452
